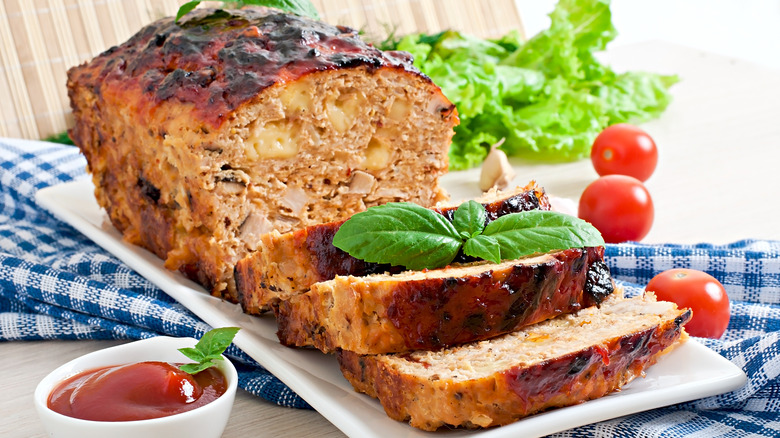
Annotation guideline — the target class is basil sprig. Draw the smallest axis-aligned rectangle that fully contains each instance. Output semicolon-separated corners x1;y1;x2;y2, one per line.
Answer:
178;327;240;374
176;0;320;23
332;201;604;270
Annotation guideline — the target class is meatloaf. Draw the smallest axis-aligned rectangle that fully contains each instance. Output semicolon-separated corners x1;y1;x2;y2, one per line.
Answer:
338;292;691;431
275;246;614;354
235;182;550;314
66;7;458;301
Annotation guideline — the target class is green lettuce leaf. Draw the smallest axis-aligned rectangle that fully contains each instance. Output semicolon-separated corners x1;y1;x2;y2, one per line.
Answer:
387;0;677;169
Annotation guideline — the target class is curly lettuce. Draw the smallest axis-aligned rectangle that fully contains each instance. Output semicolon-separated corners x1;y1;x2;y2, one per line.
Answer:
387;0;677;169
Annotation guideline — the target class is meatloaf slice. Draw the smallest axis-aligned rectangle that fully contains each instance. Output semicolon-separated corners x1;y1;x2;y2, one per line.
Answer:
235;182;550;314
66;8;458;302
338;292;691;431
274;246;614;354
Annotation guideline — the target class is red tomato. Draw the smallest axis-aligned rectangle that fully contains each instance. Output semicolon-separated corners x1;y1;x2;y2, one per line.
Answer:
578;175;654;243
591;123;658;181
645;269;730;339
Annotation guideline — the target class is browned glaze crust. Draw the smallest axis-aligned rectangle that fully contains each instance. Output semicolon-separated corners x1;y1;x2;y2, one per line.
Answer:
274;246;614;354
68;7;426;130
235;182;551;314
338;307;692;431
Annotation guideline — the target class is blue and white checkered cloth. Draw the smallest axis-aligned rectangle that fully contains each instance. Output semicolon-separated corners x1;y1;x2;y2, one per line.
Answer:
1;138;778;436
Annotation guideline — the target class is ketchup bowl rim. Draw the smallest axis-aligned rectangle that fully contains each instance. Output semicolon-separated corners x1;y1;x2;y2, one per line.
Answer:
34;336;238;438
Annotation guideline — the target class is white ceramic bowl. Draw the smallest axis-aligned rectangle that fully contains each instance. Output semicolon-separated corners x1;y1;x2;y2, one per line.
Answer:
34;336;238;438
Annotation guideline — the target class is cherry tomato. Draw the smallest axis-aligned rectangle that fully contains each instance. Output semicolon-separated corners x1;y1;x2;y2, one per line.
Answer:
578;175;654;243
591;123;658;182
645;269;730;339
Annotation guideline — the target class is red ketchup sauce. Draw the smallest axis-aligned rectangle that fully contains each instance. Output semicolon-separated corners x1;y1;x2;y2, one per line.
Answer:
47;361;227;421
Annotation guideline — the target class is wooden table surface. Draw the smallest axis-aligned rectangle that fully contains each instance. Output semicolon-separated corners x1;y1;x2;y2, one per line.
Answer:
3;42;779;438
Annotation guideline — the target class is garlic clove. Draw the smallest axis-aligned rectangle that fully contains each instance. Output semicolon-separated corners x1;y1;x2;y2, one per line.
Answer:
479;142;516;192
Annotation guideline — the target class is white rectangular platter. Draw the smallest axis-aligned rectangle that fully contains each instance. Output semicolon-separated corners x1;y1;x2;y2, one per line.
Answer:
36;178;747;438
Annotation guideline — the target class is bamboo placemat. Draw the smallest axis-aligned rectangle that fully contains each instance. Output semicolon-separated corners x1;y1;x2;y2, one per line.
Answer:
0;0;523;141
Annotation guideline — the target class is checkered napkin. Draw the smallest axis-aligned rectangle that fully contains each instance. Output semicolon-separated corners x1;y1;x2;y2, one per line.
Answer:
2;138;779;436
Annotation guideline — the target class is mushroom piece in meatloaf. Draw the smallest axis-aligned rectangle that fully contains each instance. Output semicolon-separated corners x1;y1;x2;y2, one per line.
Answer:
66;8;459;302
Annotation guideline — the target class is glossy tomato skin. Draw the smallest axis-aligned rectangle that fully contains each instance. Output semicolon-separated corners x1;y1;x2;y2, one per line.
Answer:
591;123;658;182
578;175;654;243
645;269;730;339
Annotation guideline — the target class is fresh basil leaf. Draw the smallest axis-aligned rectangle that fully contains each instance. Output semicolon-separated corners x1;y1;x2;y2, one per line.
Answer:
202;354;226;363
483;210;604;260
241;0;320;19
452;200;487;240
463;234;500;263
178;347;206;362
176;0;320;24
43;130;74;146
333;203;603;271
176;0;202;22
195;327;240;357
179;327;239;375
332;202;463;270
179;361;215;375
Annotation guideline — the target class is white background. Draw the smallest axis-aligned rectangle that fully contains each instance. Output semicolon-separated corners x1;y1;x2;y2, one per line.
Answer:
515;0;780;71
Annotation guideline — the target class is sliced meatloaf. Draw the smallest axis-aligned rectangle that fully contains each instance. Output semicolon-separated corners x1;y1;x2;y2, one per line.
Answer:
66;7;458;301
274;246;614;354
338;292;691;431
235;182;550;314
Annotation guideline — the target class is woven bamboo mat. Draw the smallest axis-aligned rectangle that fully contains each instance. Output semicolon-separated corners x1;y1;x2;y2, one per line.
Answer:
0;0;523;141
